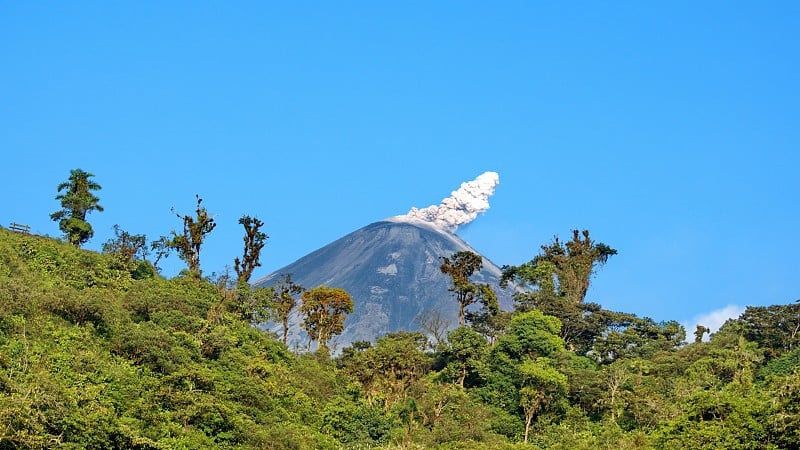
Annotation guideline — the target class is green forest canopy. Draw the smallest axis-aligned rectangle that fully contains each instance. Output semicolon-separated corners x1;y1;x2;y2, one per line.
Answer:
2;225;799;449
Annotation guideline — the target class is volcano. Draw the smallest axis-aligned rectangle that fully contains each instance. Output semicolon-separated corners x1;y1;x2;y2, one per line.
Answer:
253;218;516;351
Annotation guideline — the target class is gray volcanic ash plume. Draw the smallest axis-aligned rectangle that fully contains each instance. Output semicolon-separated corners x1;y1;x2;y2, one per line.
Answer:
395;171;499;232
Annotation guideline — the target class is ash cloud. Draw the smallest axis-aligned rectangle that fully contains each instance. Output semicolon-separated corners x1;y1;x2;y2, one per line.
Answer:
396;171;500;233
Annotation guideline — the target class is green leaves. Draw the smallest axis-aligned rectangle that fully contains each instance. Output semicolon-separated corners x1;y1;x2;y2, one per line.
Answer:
300;286;354;353
50;168;103;247
441;251;497;326
168;195;216;277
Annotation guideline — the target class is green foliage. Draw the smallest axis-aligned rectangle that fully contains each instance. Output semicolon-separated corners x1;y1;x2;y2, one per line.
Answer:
321;397;394;446
495;310;564;360
300;286;354;353
591;315;685;364
502;230;618;354
50;168;104;247
439;326;489;387
736;302;800;359
441;251;497;326
519;357;568;443
339;332;431;409
266;274;305;344
168;194;217;278
233;215;268;284
2;225;798;448
502;229;616;305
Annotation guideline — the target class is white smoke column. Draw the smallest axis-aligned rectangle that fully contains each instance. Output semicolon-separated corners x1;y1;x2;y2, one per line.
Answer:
399;171;500;233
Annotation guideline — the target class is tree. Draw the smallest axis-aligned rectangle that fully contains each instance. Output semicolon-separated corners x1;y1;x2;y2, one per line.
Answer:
300;286;354;353
415;308;453;349
149;235;173;272
737;301;800;359
269;274;305;345
519;357;567;443
694;325;710;343
501;230;616;353
234;215;268;285
102;224;154;279
440;326;489;387
168;195;216;277
495;310;565;361
102;224;148;263
591;314;685;364
50;168;104;247
339;332;430;408
440;251;497;326
503;229;617;305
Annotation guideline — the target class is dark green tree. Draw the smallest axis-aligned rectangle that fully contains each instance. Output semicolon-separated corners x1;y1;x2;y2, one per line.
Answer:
502;229;617;353
234;215;268;285
102;224;154;279
440;326;489;387
591;314;685;363
503;229;617;305
737;301;800;359
440;251;497;326
168;195;216;278
50;168;104;247
694;324;710;343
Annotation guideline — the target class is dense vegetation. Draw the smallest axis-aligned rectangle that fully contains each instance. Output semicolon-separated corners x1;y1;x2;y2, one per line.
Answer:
2;228;799;449
1;171;798;448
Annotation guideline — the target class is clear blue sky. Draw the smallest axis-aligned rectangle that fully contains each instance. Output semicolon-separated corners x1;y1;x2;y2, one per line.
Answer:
2;2;798;333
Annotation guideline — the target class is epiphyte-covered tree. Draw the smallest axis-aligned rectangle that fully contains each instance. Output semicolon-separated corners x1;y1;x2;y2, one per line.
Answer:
168;195;216;277
269;274;305;345
234;215;268;285
102;224;148;263
440;251;497;326
50;168;104;247
149;235;173;272
301;286;354;353
102;224;154;279
503;229;617;305
501;229;616;353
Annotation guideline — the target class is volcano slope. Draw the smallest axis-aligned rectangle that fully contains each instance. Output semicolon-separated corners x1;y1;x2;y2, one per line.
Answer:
254;219;516;351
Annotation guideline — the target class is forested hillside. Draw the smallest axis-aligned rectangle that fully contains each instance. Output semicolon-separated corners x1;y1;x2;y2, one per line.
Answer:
1;227;799;449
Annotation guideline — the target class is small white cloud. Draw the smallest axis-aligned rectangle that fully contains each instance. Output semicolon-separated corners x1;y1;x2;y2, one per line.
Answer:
684;304;745;342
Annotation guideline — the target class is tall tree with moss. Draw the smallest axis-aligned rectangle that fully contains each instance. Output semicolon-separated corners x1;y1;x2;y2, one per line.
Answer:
168;195;216;278
50;168;104;247
440;251;497;326
301;286;354;353
234;215;268;285
502;229;617;353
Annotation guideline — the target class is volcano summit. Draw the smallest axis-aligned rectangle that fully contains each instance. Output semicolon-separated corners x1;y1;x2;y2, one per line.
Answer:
254;172;515;350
